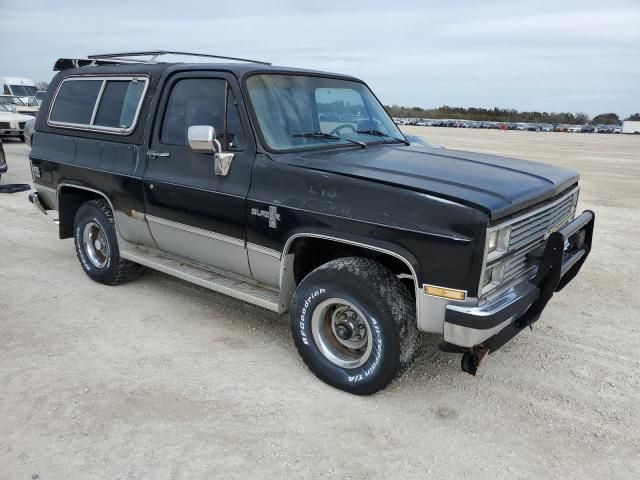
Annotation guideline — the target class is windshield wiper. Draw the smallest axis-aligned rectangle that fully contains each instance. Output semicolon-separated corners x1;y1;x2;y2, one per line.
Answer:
356;130;410;146
292;132;366;148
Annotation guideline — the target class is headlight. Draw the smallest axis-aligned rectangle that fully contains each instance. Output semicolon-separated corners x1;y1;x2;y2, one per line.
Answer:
481;261;506;293
487;230;499;253
481;226;511;295
486;226;511;259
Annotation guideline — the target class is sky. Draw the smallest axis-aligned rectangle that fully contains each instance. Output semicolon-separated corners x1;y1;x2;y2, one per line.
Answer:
1;0;639;117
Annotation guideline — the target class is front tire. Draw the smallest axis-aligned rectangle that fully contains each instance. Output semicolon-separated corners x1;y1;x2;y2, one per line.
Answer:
73;199;143;285
290;257;418;395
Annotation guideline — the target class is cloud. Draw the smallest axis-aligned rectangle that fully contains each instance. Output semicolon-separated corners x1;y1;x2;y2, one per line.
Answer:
0;0;638;116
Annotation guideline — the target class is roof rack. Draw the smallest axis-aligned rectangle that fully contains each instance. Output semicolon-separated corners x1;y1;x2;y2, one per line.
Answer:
88;50;271;65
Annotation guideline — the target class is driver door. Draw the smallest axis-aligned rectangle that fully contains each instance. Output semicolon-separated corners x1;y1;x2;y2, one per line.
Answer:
143;72;255;277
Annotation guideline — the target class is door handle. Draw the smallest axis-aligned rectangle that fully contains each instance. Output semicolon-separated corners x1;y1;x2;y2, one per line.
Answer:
147;151;170;159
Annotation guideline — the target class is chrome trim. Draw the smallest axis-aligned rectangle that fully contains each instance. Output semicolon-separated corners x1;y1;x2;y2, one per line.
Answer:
311;298;373;369
121;246;280;312
89;80;107;125
561;249;585;276
214;152;235;176
489;187;579;230
187;125;216;153
145;214;245;247
444;318;514;349
47;75;149;135
29;192;47;215
56;183;120;234
445;282;537;347
448;282;535;318
247;242;281;259
278;233;420;323
479;187;580;299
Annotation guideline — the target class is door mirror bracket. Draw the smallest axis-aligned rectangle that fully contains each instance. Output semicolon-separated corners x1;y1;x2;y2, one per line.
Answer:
187;125;235;176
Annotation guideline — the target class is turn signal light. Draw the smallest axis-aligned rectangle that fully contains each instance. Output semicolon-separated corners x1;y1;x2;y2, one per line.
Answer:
423;285;467;301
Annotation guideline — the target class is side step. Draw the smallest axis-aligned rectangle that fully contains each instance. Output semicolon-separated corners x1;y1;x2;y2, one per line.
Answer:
121;246;280;312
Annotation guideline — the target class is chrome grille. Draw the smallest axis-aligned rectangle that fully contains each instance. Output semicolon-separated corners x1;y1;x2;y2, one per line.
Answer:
0;122;10;129
501;190;578;286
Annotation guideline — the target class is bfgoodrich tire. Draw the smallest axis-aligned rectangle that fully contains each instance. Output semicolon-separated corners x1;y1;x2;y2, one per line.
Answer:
290;257;418;395
73;199;143;285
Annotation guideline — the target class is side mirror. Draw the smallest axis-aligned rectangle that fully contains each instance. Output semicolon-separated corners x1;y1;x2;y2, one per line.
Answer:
187;125;235;176
188;125;218;153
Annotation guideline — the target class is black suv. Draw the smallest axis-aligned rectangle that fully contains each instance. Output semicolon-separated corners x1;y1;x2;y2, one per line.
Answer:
28;51;594;395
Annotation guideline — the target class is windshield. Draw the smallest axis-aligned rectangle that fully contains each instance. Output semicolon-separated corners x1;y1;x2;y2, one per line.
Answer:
246;74;405;151
0;96;25;106
10;85;37;97
0;103;11;112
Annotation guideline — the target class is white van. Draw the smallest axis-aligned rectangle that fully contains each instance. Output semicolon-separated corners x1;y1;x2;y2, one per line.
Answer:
0;77;37;100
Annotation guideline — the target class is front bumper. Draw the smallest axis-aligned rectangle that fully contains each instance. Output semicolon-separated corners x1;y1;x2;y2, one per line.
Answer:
441;210;595;352
0;129;23;136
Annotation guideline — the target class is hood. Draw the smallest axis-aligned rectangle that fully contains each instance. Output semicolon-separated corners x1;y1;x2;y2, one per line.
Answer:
279;145;579;220
0;111;34;122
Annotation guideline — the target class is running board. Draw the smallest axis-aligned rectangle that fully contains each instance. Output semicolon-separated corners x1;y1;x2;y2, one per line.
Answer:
121;246;280;312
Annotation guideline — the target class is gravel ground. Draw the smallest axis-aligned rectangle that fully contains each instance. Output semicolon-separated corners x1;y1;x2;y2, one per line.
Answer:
1;129;639;479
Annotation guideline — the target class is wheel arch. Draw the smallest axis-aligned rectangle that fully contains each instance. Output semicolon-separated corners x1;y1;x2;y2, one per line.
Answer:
56;183;117;239
277;232;421;319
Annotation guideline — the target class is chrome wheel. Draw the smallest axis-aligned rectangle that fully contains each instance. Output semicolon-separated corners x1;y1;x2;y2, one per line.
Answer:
311;298;373;369
82;221;109;268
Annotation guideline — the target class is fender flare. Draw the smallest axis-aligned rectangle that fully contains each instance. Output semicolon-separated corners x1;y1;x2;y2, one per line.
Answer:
277;231;421;319
56;182;120;238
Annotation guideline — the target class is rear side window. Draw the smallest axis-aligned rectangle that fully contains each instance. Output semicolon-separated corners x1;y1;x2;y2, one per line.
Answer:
94;80;145;128
48;76;147;133
49;80;102;125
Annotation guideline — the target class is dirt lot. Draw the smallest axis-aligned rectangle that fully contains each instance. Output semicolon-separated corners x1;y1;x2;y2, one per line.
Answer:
1;129;639;479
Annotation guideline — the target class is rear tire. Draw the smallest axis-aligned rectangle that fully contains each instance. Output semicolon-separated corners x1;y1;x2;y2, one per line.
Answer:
290;257;418;395
73;199;143;285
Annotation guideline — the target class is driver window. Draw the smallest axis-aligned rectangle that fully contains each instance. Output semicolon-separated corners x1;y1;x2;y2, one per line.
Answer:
315;87;373;134
161;78;246;151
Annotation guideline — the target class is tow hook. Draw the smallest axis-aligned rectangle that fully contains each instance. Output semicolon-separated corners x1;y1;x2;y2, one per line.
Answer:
461;346;489;376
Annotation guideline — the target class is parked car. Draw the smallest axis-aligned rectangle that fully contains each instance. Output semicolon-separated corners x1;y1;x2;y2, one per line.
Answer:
0;138;5;180
594;125;614;134
0;76;37;102
0;95;39;116
24;117;36;146
0;103;31;141
567;125;582;133
0;95;23;111
29;51;594;395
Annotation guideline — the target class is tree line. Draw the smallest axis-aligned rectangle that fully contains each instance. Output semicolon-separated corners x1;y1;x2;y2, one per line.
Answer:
385;104;639;125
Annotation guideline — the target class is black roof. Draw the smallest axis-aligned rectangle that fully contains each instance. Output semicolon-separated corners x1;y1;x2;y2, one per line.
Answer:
53;60;361;83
